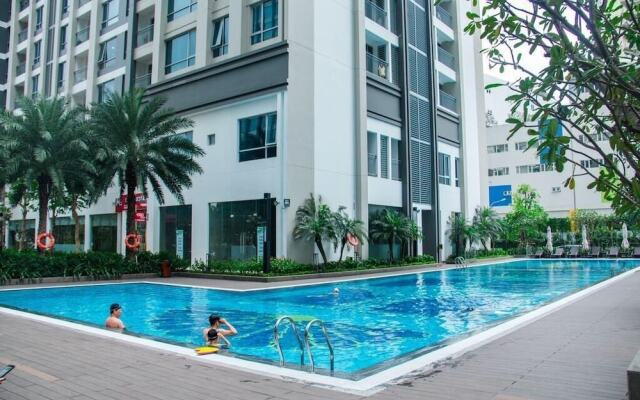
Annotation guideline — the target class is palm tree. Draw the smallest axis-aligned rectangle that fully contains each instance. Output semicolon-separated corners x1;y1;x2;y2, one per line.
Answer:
0;96;89;237
472;206;502;251
293;194;334;266
0;125;11;249
369;210;410;262
332;208;367;262
89;89;204;253
446;214;475;257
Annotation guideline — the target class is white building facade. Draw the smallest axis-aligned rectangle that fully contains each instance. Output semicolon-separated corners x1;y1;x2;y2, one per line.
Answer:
3;0;485;263
482;74;613;218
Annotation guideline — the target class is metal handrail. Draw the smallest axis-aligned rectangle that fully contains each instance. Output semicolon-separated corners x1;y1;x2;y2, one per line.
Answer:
365;0;387;28
134;73;151;89
304;319;334;373
366;52;388;79
273;316;304;367
436;6;453;28
439;90;457;112
136;24;154;46
76;26;89;44
438;47;455;69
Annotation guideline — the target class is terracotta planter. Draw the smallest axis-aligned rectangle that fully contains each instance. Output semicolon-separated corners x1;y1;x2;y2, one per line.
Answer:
160;260;172;278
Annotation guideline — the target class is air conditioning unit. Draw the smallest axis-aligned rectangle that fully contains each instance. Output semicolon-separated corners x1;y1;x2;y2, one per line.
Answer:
552;187;561;193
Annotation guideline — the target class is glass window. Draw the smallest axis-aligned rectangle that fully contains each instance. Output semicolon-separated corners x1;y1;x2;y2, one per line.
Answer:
487;144;508;153
211;16;229;58
61;0;69;15
91;214;118;252
102;0;120;28
367;131;378;177
160;205;192;260
454;157;460;187
515;141;528;151
208;199;276;262
59;25;67;51
251;0;278;45
488;167;509;176
391;138;401;181
238;112;277;162
33;41;41;66
168;0;198;22
438;152;450;185
8;219;35;249
35;7;43;32
98;79;117;103
165;30;196;74
57;62;65;88
51;216;85;253
31;75;39;98
98;38;117;70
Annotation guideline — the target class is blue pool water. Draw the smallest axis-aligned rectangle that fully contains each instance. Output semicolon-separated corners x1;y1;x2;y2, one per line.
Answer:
0;259;637;378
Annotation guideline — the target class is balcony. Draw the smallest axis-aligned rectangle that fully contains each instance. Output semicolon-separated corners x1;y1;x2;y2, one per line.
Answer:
134;73;151;89
73;67;87;83
436;6;453;28
76;27;89;45
78;0;91;7
365;0;387;28
16;63;26;76
439;90;457;113
366;53;388;80
368;153;378;177
19;0;29;11
136;25;154;47
437;47;455;69
18;29;28;43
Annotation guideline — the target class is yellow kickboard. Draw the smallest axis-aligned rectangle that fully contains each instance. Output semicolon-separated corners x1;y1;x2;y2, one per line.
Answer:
195;346;219;355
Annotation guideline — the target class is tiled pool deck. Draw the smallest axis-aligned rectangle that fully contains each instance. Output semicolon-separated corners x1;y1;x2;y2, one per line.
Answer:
1;264;639;399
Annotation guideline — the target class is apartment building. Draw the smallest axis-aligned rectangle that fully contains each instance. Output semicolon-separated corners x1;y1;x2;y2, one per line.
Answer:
0;0;9;108
482;74;613;218
3;0;485;263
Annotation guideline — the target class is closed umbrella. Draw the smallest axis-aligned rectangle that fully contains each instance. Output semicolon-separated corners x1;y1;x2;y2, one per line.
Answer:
622;223;630;250
546;226;553;253
581;225;589;251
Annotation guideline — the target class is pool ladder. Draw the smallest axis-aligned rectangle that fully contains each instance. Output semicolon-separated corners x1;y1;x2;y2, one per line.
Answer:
273;316;335;373
455;256;469;268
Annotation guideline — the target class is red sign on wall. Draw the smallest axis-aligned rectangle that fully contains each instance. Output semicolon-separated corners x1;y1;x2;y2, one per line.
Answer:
115;193;147;213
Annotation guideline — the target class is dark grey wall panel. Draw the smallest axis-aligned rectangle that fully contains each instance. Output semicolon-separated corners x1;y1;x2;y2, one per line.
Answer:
0;0;10;22
0;27;8;53
0;59;6;84
366;79;402;123
436;112;460;143
0;90;5;110
146;43;289;113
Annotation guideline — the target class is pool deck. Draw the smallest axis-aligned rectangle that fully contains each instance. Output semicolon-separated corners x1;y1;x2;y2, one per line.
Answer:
1;263;640;399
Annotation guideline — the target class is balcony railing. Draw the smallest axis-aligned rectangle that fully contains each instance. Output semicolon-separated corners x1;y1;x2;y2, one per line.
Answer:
74;67;87;83
16;63;26;76
365;0;387;28
439;90;457;112
76;27;89;45
19;0;29;11
366;52;388;80
368;154;378;177
437;47;455;69
18;29;28;42
436;6;453;28
136;24;154;47
134;73;151;89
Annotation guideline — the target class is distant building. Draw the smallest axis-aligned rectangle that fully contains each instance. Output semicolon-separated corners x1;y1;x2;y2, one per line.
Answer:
0;0;9;109
481;74;613;218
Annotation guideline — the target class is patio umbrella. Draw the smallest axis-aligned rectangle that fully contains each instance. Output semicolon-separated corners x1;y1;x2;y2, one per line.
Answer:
622;223;630;250
546;226;553;253
581;225;589;251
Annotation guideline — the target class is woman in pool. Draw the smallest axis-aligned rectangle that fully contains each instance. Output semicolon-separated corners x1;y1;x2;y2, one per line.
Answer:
203;314;237;347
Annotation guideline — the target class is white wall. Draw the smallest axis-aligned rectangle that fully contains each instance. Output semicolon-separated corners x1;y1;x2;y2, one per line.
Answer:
437;141;461;259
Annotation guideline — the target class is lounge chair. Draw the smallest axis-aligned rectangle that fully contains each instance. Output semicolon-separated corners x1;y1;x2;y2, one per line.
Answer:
607;246;619;258
550;248;564;258
529;249;543;258
632;247;640;258
568;247;579;258
589;246;601;258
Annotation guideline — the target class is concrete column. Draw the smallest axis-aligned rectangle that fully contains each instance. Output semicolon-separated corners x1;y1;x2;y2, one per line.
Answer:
85;0;100;103
190;201;208;263
84;214;91;252
228;0;243;57
150;2;164;83
194;0;209;69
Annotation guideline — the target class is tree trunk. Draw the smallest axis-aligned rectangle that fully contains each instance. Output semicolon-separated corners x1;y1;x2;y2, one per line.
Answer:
0;185;6;250
72;196;81;253
36;176;51;239
338;238;347;262
125;164;137;258
315;236;328;267
19;202;27;251
388;238;394;263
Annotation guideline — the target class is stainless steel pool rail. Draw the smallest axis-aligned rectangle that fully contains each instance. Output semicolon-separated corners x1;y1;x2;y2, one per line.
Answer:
273;316;305;367
304;319;335;373
455;256;469;268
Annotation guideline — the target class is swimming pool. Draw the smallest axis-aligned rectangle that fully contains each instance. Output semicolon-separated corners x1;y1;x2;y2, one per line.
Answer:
0;259;637;380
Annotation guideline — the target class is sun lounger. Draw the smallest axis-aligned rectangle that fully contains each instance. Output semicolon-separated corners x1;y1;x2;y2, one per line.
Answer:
607;246;619;257
550;248;564;258
589;246;601;258
529;249;543;258
568;247;579;258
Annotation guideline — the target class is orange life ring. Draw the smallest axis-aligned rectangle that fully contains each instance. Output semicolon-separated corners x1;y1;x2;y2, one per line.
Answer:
125;233;142;250
347;233;360;247
36;232;55;250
